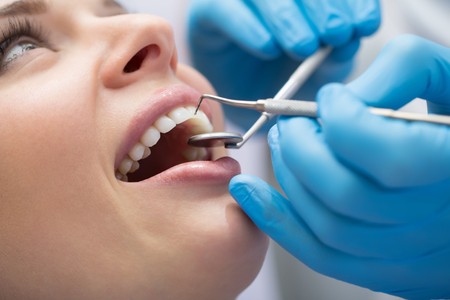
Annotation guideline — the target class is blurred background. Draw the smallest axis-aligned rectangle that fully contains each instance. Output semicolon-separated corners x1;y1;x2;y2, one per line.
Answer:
116;0;448;299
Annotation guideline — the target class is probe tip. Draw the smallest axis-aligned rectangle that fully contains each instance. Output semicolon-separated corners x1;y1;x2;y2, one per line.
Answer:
194;96;204;115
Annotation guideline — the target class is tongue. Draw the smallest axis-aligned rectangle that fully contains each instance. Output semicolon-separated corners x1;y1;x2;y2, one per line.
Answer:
127;125;191;182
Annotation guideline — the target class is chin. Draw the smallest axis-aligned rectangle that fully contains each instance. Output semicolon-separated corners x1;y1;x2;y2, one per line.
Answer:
170;198;270;300
215;202;270;297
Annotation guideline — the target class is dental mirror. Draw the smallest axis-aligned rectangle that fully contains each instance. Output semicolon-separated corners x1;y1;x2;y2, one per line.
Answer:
188;132;243;148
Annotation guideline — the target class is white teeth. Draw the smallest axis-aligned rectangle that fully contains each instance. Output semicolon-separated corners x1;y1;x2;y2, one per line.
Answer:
129;161;140;173
185;106;198;116
185;107;213;134
168;107;193;124
142;147;151;159
128;142;146;161
183;147;209;162
119;156;134;175
191;123;213;135
182;148;198;161
154;115;176;133
186;108;208;125
141;126;160;147
197;148;208;160
116;106;214;180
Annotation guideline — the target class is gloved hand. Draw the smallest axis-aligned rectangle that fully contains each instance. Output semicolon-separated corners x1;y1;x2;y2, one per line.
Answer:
188;0;380;129
230;35;450;300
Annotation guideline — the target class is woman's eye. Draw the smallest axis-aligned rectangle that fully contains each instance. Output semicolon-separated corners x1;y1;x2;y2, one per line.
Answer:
1;42;38;68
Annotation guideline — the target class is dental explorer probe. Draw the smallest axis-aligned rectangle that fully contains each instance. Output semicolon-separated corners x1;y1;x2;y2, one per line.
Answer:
188;46;333;149
195;94;450;125
194;95;317;117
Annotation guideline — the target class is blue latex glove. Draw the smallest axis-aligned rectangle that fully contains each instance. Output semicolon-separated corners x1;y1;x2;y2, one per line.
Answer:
230;35;450;299
188;0;380;129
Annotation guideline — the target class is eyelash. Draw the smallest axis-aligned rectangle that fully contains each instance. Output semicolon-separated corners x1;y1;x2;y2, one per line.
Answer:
0;18;47;69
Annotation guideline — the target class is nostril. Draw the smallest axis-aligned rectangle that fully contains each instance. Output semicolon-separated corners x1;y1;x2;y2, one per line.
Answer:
124;44;161;73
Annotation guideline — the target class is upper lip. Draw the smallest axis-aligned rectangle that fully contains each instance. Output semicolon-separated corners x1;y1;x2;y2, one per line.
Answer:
115;84;213;170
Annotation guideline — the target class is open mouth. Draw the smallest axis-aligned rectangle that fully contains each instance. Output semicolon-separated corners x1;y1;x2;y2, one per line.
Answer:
115;106;213;182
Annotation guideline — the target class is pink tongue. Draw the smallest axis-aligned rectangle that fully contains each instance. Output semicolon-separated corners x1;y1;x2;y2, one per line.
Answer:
127;125;191;182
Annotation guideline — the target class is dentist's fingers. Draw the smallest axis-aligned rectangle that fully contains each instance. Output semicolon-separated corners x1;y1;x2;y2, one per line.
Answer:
229;174;380;287
301;0;354;46
274;116;450;225
319;83;450;187
346;35;450;109
328;38;360;63
230;147;450;298
347;0;381;37
270;123;450;260
247;0;319;59
188;0;281;59
230;174;312;250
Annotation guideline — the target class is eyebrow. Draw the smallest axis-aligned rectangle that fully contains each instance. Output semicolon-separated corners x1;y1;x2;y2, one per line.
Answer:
0;0;47;18
0;0;126;19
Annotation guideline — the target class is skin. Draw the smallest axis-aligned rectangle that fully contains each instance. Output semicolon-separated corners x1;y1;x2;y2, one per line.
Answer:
0;0;269;299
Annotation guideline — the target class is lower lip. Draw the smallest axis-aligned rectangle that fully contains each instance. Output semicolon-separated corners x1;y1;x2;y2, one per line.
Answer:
138;157;241;186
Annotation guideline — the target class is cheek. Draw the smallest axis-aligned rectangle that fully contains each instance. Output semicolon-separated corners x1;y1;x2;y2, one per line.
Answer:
0;65;104;246
0;66;97;181
0;52;97;141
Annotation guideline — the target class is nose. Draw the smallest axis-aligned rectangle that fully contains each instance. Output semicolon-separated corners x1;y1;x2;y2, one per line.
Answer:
96;14;178;89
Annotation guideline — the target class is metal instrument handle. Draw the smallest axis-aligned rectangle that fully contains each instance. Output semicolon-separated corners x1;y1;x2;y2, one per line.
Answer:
263;99;318;117
227;46;333;149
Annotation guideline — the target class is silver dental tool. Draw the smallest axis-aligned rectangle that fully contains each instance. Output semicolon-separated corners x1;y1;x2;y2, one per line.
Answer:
188;46;333;149
194;95;318;117
189;45;450;149
193;94;450;125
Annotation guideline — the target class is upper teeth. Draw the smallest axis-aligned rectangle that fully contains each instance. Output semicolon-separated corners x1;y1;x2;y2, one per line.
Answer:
115;106;213;182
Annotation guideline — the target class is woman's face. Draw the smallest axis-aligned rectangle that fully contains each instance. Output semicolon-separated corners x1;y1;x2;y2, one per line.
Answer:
0;0;269;299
